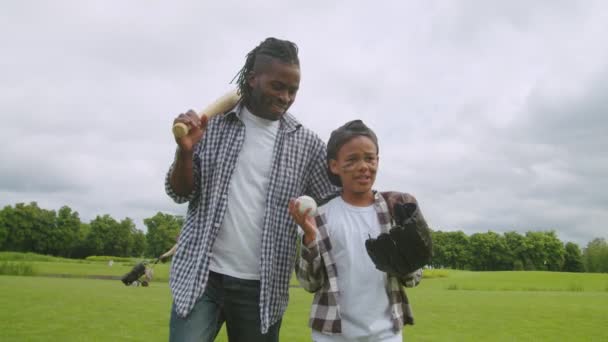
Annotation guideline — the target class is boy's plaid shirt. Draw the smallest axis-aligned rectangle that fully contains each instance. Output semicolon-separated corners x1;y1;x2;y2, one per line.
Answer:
296;191;423;335
165;104;336;333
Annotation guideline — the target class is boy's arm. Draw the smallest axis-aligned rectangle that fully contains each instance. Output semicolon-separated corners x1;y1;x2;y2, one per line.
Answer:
296;236;327;293
290;198;327;292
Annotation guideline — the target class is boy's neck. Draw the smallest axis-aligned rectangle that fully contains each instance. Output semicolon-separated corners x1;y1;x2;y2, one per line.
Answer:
341;191;374;207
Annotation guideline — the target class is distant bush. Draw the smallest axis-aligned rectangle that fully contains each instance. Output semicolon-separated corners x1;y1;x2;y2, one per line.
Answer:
0;261;36;276
0;252;86;263
85;256;135;263
446;283;459;290
513;260;524;271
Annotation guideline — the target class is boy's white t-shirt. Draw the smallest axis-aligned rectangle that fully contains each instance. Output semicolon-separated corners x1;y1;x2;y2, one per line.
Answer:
312;196;402;342
209;105;279;280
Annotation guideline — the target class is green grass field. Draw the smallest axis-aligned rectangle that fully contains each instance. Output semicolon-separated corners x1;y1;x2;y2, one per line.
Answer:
1;255;607;341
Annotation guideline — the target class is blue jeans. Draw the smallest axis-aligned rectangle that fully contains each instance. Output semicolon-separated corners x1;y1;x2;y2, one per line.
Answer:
169;271;282;342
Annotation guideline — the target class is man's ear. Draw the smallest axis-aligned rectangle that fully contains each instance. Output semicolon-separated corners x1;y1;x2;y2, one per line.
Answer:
246;71;257;88
329;159;339;177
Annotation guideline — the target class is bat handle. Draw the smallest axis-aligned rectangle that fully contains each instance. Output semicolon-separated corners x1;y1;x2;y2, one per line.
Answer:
172;122;190;139
171;89;240;139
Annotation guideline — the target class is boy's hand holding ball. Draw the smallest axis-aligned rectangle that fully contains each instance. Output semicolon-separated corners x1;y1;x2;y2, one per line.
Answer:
289;196;318;246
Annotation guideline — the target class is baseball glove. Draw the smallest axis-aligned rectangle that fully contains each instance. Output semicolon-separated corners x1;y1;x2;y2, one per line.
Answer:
365;200;432;277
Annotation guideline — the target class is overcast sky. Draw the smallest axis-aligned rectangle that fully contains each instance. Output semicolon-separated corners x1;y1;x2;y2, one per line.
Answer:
1;1;606;246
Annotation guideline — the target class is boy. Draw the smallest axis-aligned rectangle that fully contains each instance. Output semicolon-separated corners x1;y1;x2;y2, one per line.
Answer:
289;120;426;341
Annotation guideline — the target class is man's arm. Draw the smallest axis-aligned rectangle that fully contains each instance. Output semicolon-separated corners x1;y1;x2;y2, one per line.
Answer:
159;243;178;261
169;148;196;196
165;110;208;203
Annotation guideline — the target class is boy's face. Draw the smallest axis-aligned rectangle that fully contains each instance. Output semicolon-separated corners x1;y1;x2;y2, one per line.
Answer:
330;136;379;195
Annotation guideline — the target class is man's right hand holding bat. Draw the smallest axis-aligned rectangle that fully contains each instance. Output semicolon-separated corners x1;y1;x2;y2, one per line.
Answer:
169;109;208;197
168;90;241;196
172;109;209;151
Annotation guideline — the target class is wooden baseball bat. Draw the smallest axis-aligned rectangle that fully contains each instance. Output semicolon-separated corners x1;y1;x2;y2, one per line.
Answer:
172;89;241;138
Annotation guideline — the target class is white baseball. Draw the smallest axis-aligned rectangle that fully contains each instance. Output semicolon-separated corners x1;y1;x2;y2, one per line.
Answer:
296;195;317;217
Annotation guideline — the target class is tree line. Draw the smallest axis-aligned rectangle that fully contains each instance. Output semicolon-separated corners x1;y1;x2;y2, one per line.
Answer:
1;201;607;272
431;230;607;273
0;202;182;259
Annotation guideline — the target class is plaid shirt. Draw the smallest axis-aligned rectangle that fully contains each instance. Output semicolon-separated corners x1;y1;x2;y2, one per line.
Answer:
165;103;336;333
296;191;423;335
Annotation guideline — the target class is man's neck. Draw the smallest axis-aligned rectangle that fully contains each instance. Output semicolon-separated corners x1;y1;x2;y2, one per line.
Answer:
244;102;279;121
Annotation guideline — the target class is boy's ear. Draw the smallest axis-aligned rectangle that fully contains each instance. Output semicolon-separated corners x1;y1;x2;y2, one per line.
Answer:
329;159;339;177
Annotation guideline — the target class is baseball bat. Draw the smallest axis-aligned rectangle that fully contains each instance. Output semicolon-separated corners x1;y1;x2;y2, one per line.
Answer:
172;89;241;138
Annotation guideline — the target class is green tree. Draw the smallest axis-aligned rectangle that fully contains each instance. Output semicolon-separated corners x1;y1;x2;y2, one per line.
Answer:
115;218;135;256
86;214;122;256
52;206;81;257
0;205;10;249
2;202;56;254
2;203;32;251
144;212;183;257
430;230;448;268
504;231;527;270
541;231;566;271
444;231;470;269
431;230;470;269
524;231;548;270
468;231;511;271
523;231;565;271
583;238;608;273
131;228;147;257
70;223;92;258
562;242;585;272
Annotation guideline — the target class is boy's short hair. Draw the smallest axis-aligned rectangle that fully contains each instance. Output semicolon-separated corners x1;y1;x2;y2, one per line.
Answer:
326;120;379;187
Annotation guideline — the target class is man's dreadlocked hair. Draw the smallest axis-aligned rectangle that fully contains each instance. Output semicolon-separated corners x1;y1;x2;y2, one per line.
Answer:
232;37;300;101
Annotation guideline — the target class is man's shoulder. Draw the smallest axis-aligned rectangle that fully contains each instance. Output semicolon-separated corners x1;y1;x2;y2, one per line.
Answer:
283;113;323;142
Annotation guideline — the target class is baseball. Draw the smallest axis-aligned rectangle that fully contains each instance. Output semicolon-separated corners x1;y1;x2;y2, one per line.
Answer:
296;195;317;217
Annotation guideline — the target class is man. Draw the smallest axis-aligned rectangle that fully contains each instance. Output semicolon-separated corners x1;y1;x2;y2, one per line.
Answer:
166;37;336;341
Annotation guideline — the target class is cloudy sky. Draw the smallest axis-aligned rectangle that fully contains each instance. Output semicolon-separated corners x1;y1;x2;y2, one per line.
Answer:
2;1;606;246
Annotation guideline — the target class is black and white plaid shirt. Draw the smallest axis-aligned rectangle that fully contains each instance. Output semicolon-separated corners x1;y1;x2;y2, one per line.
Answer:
165;103;336;333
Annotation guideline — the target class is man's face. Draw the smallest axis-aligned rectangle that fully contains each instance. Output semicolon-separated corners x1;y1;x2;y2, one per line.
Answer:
329;136;379;195
246;58;300;120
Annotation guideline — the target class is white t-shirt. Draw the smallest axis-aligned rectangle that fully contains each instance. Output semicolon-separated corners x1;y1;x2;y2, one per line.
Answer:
312;196;402;342
209;105;279;280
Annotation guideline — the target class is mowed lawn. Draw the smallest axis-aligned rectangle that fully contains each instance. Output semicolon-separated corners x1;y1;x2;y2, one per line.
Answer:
1;268;608;341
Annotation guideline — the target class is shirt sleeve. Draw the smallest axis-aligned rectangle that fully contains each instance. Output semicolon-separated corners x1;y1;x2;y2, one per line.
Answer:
295;232;326;293
164;141;203;204
399;268;423;288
